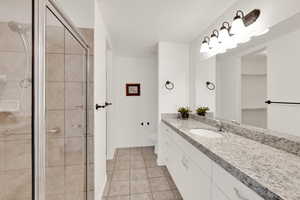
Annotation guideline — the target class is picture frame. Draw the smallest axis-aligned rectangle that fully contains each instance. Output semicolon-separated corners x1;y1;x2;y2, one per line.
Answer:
126;83;141;96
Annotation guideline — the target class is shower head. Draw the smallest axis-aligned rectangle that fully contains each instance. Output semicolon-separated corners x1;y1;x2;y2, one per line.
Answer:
8;21;29;34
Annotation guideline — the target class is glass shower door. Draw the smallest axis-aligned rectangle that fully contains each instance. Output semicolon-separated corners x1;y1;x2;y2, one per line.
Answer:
0;0;33;200
45;8;88;200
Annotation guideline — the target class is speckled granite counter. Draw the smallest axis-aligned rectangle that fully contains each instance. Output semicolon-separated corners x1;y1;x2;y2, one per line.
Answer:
161;114;300;200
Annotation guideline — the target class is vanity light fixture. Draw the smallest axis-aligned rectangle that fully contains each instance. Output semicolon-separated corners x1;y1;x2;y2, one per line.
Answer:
231;10;247;35
200;9;267;56
209;29;219;49
231;10;251;44
218;22;237;49
200;36;210;53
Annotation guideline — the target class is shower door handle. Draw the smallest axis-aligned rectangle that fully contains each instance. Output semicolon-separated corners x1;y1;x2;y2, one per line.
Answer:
96;102;112;110
47;127;60;134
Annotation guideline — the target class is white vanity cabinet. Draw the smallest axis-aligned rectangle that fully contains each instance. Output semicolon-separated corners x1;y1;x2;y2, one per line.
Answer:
159;122;211;200
211;185;230;200
158;122;265;200
212;163;264;200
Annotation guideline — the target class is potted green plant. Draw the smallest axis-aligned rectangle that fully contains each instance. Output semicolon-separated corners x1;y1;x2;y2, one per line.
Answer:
178;107;191;119
196;107;209;116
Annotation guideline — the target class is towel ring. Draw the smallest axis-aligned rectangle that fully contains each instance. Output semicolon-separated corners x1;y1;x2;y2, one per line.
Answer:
206;81;215;91
165;80;174;90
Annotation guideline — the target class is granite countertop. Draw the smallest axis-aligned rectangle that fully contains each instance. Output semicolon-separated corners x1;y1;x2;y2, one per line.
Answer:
161;115;300;200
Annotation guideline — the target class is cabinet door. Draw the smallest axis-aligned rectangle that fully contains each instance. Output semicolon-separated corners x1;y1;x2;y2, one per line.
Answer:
212;163;264;200
171;128;212;176
162;124;212;200
158;123;171;165
167;145;211;200
166;138;182;179
181;154;211;200
212;185;230;200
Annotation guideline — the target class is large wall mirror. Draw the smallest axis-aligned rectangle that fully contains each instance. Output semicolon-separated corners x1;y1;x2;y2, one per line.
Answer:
196;12;300;137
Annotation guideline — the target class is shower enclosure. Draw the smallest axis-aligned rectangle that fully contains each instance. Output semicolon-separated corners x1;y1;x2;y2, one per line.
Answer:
0;0;94;200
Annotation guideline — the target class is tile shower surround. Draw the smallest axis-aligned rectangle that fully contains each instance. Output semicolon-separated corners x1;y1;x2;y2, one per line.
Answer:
0;20;94;200
45;24;94;200
103;146;183;200
0;21;32;200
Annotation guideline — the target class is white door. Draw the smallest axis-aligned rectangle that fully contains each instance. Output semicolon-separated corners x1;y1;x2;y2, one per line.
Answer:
94;12;109;197
106;49;113;160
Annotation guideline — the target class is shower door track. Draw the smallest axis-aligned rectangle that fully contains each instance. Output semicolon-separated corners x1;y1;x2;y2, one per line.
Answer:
33;0;90;200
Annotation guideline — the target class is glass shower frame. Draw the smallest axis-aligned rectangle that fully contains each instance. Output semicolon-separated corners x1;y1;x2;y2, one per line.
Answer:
33;0;90;200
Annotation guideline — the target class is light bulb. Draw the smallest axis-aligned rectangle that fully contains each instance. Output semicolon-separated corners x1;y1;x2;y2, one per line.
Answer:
218;28;230;43
209;35;218;49
200;41;209;53
218;22;237;49
226;37;237;49
209;30;219;49
231;18;246;35
200;37;210;53
230;10;246;35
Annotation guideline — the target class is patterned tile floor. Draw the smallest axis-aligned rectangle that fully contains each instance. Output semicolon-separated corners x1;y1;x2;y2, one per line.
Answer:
102;146;183;200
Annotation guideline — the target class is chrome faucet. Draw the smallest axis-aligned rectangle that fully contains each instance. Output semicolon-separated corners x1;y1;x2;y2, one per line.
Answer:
216;120;225;132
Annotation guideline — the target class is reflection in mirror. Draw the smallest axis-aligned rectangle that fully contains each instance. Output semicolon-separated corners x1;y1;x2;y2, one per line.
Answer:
241;49;267;128
209;12;300;137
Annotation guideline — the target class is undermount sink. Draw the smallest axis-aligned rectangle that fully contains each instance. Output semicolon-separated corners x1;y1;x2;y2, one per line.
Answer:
189;129;223;138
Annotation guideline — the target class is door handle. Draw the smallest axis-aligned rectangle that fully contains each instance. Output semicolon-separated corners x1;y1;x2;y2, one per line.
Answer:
96;104;106;110
96;102;113;110
47;127;60;134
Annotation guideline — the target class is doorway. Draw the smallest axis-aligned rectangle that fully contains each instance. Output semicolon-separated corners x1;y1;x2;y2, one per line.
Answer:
241;50;268;128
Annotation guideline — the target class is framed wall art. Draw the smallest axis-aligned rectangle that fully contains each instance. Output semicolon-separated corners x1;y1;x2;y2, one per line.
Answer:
126;83;141;96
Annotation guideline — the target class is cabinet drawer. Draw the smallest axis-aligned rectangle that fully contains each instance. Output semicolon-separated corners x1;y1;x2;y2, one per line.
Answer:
212;162;264;200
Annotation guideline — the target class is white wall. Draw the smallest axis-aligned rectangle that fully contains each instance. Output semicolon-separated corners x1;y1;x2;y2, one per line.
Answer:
267;29;300;136
195;57;216;113
57;0;95;28
241;56;267;75
0;0;31;23
190;0;300;120
158;42;190;117
241;55;267;128
241;56;267;109
94;1;109;199
107;56;158;159
216;56;241;121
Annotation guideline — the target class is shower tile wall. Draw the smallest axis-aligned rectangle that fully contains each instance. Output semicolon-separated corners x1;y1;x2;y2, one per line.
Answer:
45;19;94;200
0;21;32;200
